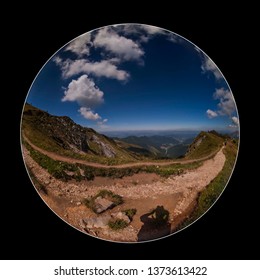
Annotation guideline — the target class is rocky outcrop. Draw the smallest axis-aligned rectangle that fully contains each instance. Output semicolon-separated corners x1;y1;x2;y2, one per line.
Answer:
22;103;121;158
91;135;116;158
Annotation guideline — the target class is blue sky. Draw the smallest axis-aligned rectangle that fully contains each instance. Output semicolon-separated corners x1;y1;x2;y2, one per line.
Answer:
27;24;239;133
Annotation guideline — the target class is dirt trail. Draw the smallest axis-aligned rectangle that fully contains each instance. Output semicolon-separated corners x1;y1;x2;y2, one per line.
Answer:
22;142;226;242
23;135;220;168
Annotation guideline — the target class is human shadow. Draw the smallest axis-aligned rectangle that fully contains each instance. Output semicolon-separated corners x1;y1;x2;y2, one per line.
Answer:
137;205;171;242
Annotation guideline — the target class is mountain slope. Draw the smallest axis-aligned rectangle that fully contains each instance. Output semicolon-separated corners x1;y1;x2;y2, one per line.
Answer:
21;103;141;164
185;131;225;159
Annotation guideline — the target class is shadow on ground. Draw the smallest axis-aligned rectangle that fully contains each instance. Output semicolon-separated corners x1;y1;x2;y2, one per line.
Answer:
137;205;171;242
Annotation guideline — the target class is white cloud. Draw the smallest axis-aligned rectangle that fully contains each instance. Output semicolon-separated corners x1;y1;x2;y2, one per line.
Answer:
78;107;101;120
97;118;109;129
201;56;222;80
232;116;239;126
58;58;129;81
113;24;162;36
207;88;238;127
97;118;108;125
65;33;92;57
114;24;164;43
214;88;236;116
206;109;218;118
53;55;62;65
141;25;163;35
62;74;104;107
213;87;230;99
93;27;144;61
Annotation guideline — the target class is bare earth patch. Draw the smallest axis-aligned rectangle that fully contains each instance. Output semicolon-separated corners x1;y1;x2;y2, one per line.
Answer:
22;146;225;242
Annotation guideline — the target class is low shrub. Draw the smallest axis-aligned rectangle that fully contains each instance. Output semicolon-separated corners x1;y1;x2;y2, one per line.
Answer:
108;219;128;230
123;208;137;221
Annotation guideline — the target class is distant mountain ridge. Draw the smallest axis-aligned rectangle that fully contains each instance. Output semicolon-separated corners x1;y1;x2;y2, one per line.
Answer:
22;103;232;163
115;135;195;158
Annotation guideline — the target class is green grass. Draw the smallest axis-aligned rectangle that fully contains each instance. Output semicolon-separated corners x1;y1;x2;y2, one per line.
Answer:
23;127;137;165
80;165;142;180
123;208;137;221
24;139;205;183
108;219;128;230
21;103;139;166
186;131;223;159
24;141;84;182
178;140;238;229
144;161;202;177
74;161;202;180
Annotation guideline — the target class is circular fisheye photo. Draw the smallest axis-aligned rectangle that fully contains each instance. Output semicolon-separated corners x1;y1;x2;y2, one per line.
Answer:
21;24;239;242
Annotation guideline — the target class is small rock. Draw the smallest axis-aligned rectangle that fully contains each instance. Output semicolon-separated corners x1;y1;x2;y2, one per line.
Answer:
79;219;86;228
76;202;81;206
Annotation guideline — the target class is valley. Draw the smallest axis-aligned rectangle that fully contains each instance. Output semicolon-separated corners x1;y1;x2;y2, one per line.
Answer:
115;134;195;159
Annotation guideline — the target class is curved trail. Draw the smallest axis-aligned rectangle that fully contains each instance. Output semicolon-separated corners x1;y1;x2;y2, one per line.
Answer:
23;139;226;242
23;135;221;169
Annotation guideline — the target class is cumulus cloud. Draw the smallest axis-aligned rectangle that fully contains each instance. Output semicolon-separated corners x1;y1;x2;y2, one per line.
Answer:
62;74;104;107
78;107;101;120
65;33;92;57
206;109;218;118
201;56;222;80
206;88;236;118
93;27;144;61
207;88;238;129
55;58;129;81
214;88;236;116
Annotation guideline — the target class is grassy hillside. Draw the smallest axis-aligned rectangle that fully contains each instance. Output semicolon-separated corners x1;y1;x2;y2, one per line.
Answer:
21;103;142;165
185;131;225;159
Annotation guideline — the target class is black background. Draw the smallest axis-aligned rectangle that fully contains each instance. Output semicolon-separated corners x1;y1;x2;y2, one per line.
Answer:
3;7;257;260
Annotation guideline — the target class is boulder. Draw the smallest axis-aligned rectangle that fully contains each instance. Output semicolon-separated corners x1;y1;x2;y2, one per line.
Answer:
94;196;114;213
83;215;111;229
